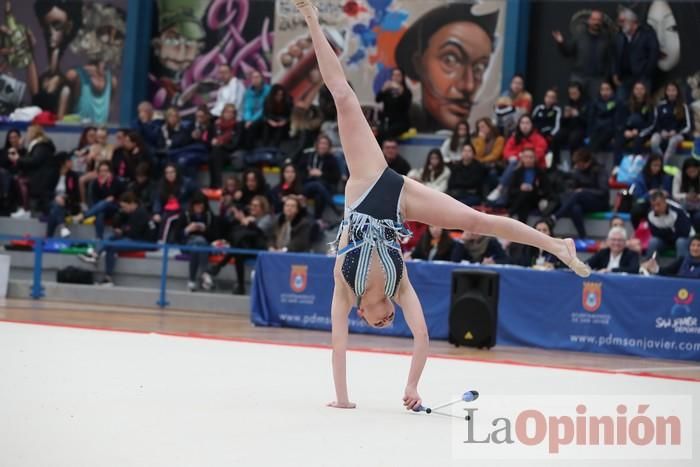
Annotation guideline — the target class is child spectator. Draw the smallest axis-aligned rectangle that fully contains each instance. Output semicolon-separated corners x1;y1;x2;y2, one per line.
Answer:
408;149;450;193
650;81;692;162
440;120;470;164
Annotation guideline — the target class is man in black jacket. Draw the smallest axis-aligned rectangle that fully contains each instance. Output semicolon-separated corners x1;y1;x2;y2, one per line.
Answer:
298;134;342;222
382;138;411;175
612;8;659;100
586;226;640;274
16;124;57;215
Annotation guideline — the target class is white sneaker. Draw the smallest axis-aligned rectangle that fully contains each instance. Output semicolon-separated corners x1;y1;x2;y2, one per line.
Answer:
10;208;30;219
486;186;502;202
200;272;213;291
187;281;197;292
59;226;71;238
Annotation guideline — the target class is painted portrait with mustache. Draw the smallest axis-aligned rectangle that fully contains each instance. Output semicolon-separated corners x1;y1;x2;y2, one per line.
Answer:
396;3;498;132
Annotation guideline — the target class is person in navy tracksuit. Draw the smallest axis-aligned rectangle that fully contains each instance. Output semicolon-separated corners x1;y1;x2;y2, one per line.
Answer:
614;81;655;164
650;82;692;162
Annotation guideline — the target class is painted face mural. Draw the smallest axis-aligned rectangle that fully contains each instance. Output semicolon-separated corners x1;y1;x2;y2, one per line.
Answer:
647;1;680;72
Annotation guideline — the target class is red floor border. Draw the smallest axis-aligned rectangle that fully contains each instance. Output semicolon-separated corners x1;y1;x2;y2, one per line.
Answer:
1;318;699;383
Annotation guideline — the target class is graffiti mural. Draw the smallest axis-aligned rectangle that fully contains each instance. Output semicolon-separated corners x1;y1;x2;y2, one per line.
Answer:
0;0;127;123
149;0;275;115
272;0;507;132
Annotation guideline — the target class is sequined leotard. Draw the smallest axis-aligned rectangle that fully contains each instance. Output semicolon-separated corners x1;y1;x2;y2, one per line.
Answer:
330;168;412;306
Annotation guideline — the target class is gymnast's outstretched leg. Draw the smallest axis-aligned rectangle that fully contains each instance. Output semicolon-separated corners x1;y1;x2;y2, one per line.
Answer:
402;178;590;276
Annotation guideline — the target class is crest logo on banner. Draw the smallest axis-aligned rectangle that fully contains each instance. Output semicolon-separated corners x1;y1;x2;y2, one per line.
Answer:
582;282;602;312
290;265;308;293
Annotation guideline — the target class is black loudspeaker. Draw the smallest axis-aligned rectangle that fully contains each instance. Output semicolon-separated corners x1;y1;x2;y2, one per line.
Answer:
448;270;499;348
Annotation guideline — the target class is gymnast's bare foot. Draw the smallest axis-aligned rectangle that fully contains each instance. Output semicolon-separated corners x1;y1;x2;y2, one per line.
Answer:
327;400;357;409
558;238;591;278
295;0;316;18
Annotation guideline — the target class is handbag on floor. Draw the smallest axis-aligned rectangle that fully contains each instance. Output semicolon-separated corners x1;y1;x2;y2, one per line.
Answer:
56;266;94;285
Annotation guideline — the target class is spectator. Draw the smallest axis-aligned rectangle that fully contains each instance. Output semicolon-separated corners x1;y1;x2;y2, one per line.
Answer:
375;68;412;141
408;149;451;193
629;154;672;227
71;126;97;174
95;127;114;161
15;124;57;216
219;175;242;218
446;143;485;206
410;226;456;261
532;88;562;141
46;152;80;238
551;149;609;238
72;161;124;240
507;218;562;269
191;105;215;148
505;74;533;114
209;104;242;188
242;70;271;149
555;82;588;158
239;168;273;208
261;84;292;147
472;118;505;165
1;129;26;159
269;196;313;253
382;138;411;175
112;131;153;185
78;143;112;207
586;226;640;274
211;64;246;118
1;130;28;217
494;95;524;138
205;195;274;294
440;121;470;164
647;190;693;258
79;192;157;286
298;134;341;222
614;81;656;163
650;82;692;162
153;164;197;242
641;235;700;279
612;8;659;100
272;163;304;211
133;102;161;151
672;158;700;231
159;107;208;174
506;146;551;222
126;162;156;213
175;192;220;292
552;9;612;99
588;81;618;153
451;231;508;264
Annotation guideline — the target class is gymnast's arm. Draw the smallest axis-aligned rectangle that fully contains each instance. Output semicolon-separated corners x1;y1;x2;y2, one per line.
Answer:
328;281;356;409
394;277;429;411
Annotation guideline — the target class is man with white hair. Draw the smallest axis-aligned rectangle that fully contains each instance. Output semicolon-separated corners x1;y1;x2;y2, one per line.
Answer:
586;226;640;273
612;7;659;99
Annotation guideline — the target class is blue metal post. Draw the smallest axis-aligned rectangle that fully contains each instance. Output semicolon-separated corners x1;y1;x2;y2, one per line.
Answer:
501;0;532;92
31;238;44;299
157;244;170;308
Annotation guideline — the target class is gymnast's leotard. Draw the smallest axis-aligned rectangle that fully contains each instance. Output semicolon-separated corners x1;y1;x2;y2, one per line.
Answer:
331;167;412;306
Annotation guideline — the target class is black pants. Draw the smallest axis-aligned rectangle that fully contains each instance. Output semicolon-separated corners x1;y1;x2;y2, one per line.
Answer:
588;126;615;153
508;190;540;222
208;145;235;188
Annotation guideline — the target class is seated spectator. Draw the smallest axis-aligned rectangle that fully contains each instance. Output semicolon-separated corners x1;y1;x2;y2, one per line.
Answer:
587;81;618;153
672;158;700;231
507;218;562;269
133;101;161;152
112;131;153;185
262;84;292;148
211;64;246;118
209;104;242;188
629;154;671;227
647;190;693;258
506;146;551;222
79;192;157;285
409;226;456;261
472;118;505;166
72;161;124;240
451;231;508;264
408;149;450;193
46;152;80;237
650;82;692;162
440;121;470;164
239;168;273;208
446;144;485;206
382;138;411;175
494;95;524;138
272;162;304;212
586;226;640;274
78;143;112;207
609;215;643;254
242;70;271;149
554;82;588;155
532;88;562;142
95;126;114;161
191;105;215;148
614;81;655;164
175;192;220;292
298;134;341;223
71;126;97;174
205;195;275;294
375;68;412;141
126;162;155;213
15;124;57;216
505;74;533;114
551;149;609;238
0;166;16;216
160;107;208;175
269;196;313;252
641;234;700;279
1;129;28;217
152;164;197;242
218;175;241;217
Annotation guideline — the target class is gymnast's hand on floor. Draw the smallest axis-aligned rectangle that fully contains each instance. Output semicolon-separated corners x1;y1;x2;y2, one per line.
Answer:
403;387;422;411
327;400;357;409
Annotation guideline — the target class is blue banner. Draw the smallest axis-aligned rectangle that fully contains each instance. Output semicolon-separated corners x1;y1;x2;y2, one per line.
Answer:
251;253;700;361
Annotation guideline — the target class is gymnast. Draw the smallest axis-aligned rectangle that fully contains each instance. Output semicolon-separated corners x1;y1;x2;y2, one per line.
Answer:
294;0;590;411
